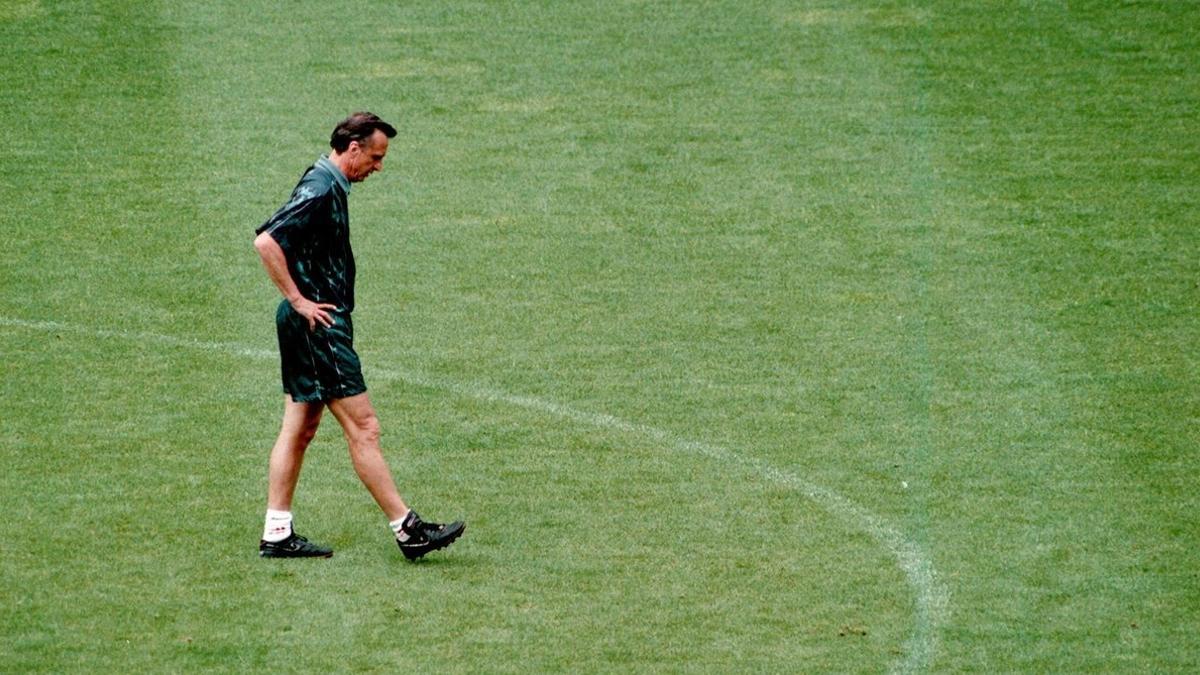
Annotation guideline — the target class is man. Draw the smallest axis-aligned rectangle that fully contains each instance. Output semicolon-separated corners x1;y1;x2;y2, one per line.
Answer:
252;112;464;560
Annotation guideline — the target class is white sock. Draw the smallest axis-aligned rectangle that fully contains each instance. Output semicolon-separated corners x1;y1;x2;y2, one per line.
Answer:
390;513;411;542
263;509;293;542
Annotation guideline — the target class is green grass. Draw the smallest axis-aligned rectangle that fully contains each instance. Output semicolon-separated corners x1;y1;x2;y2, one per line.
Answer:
2;0;1198;671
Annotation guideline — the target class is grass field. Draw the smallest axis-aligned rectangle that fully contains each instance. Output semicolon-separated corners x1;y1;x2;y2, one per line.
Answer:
2;0;1198;671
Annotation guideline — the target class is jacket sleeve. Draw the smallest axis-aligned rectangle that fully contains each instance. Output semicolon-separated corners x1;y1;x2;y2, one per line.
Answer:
254;182;330;256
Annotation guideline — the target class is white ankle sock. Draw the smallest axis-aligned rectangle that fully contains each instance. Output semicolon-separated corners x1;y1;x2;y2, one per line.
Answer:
389;513;411;542
263;509;293;542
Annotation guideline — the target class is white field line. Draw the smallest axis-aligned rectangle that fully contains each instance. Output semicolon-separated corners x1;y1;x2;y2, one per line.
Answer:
1;315;947;673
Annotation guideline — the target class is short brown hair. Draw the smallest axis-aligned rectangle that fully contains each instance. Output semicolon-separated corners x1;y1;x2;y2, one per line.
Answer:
329;112;397;152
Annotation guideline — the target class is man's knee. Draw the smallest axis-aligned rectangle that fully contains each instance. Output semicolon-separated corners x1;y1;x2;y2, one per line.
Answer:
279;415;322;451
344;412;381;450
281;399;325;448
329;394;384;452
297;419;321;445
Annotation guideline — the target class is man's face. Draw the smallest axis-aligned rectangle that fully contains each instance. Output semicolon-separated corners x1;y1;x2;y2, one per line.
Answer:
344;129;389;182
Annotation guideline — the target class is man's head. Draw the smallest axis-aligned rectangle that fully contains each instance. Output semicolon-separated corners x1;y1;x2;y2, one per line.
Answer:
329;112;397;182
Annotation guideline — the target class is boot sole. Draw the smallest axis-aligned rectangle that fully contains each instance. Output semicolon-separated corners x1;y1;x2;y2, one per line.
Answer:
259;549;334;558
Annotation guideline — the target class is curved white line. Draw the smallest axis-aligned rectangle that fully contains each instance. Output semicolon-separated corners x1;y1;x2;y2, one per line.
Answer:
374;365;948;673
1;316;947;672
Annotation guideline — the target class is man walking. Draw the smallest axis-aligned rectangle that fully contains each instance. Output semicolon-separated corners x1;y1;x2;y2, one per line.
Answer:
252;112;464;560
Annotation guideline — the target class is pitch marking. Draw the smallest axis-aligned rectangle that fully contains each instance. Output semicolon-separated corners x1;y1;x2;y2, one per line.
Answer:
1;316;948;673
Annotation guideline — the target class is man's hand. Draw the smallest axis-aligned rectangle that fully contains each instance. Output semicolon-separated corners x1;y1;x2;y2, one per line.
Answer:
290;296;339;331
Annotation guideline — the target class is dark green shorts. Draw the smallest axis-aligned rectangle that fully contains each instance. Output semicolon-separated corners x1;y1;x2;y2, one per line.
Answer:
274;301;367;403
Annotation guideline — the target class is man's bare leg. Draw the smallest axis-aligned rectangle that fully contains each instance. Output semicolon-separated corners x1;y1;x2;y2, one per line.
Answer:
266;396;326;511
260;396;333;557
327;392;409;522
322;392;463;560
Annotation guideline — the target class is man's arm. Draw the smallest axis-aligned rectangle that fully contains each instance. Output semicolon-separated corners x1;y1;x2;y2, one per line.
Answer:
253;231;337;331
